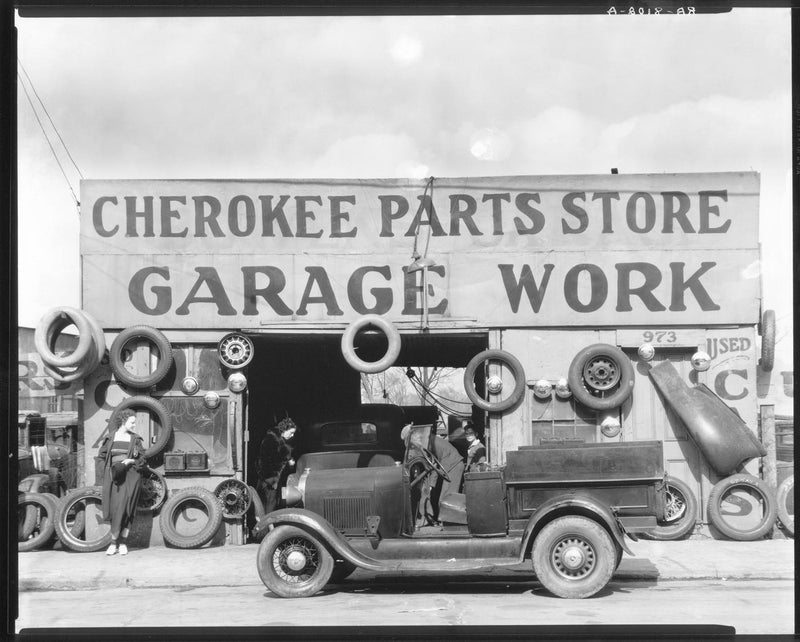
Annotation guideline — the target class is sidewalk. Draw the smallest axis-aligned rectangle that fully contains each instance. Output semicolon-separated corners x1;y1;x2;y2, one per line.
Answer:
17;537;795;592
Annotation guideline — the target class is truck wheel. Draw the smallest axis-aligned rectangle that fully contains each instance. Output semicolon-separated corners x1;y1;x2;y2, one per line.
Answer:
532;516;616;599
464;349;526;413
110;325;174;388
707;474;777;541
645;477;698;541
340;315;401;374
34;306;94;368
776;475;793;537
54;486;113;552
18;493;58;551
257;525;334;598
108;396;173;458
758;309;776;372
568;344;635;411
159;487;223;549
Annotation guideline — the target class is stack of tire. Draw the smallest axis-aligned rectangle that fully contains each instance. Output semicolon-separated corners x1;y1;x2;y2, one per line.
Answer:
35;307;107;383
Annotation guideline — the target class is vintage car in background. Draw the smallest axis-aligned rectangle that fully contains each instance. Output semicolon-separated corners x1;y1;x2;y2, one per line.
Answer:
254;416;667;600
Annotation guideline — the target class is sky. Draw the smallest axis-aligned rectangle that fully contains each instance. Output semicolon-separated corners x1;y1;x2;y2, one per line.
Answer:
15;8;793;389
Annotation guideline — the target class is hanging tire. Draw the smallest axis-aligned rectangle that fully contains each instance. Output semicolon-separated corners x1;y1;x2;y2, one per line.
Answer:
568;343;635;411
218;333;255;369
644;477;698;541
138;468;168;512
18;492;58;551
776;475;794;537
108;396;173;458
54;486;113;552
42;354;98;384
256;525;334;598
110;325;174;388
214;479;252;519
463;349;526;413
707;474;777;541
159;487;224;549
340;315;401;374
531;516;616;599
758;309;776;372
34;306;94;369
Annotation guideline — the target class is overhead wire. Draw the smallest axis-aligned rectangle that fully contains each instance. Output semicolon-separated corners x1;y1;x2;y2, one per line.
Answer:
17;59;83;212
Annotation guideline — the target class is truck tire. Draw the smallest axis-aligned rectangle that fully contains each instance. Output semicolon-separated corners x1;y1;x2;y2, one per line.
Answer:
341;315;401;374
108;396;173;458
568;343;635;411
110;325;174;388
18;492;58;552
644;477;698;541
159;487;223;549
464;349;526;413
707;474;777;541
34;306;94;368
758;309;776;372
776;475;794;537
54;486;113;552
532;516;616;599
256;525;334;597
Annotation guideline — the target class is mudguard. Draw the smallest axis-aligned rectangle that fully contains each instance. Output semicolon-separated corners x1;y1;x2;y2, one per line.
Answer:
519;494;634;562
259;508;385;571
648;361;766;476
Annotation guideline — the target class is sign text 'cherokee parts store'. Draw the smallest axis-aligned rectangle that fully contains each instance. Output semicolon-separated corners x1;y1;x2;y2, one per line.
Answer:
80;173;760;328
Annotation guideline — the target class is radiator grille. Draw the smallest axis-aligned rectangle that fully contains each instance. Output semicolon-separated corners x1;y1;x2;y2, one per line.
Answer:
323;495;371;530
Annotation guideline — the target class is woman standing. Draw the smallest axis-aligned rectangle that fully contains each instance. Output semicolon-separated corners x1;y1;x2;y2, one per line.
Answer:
98;409;146;555
255;417;297;514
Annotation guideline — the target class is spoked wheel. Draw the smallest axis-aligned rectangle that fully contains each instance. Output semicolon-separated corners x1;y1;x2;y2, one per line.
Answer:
214;479;252;519
532;516;616;599
257;525;334;598
643;477;698;541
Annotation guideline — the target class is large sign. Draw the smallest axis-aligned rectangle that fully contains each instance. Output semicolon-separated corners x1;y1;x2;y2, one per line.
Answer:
81;173;761;329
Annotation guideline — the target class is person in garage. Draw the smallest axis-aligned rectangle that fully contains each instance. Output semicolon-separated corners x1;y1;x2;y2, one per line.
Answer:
256;416;297;514
464;423;487;473
98;409;147;556
401;423;465;524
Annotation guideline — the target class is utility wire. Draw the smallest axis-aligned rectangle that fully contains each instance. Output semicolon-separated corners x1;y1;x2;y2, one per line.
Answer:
18;59;84;180
17;61;82;212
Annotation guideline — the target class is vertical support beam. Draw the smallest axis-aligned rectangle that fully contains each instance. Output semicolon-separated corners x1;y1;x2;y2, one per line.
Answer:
488;329;503;465
759;403;776;488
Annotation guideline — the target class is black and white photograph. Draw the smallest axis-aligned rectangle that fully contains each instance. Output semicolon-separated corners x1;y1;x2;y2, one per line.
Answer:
9;2;794;639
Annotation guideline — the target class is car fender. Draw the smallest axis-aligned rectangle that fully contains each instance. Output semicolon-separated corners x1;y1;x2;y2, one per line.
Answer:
518;493;633;562
260;508;385;572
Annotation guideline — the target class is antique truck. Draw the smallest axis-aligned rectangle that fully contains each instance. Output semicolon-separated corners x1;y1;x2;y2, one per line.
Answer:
254;414;667;599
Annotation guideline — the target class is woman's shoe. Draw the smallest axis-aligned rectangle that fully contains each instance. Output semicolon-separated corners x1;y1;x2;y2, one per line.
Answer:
106;544;117;555
118;543;128;556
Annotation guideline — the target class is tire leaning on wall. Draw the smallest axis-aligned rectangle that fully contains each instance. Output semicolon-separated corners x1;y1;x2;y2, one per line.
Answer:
159;487;224;549
109;325;174;388
108;395;173;459
54;486;113;553
707;474;777;541
642;477;698;541
18;492;59;552
776;475;794;537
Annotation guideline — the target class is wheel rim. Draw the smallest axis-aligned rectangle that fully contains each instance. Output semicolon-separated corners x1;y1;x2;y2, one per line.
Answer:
551;536;596;580
219;334;253;368
664;486;687;522
272;536;321;584
583;356;621;392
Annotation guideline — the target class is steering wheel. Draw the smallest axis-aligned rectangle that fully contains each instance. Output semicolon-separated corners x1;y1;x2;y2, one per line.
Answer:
422;448;450;483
